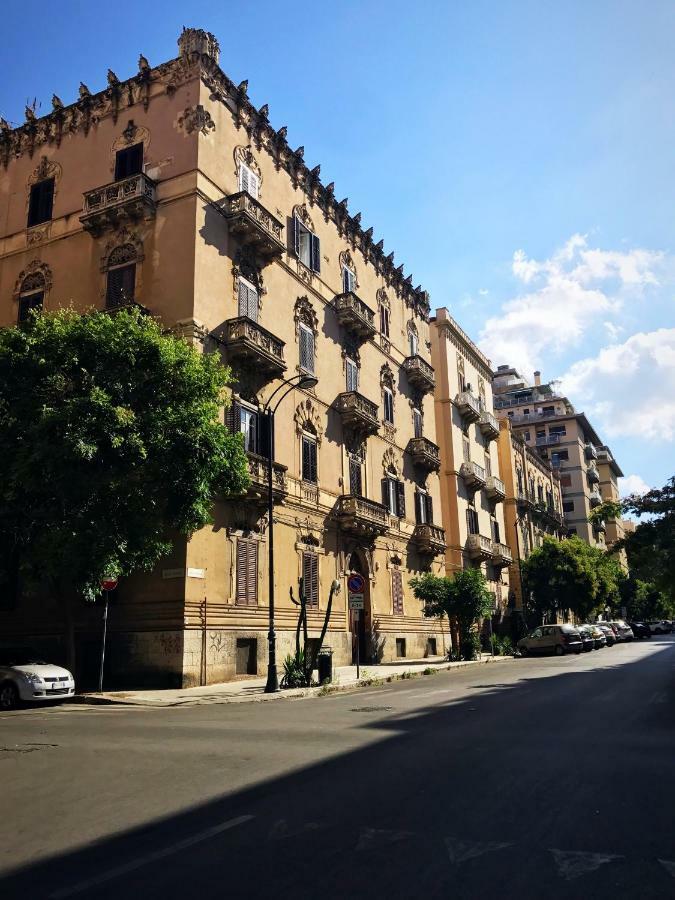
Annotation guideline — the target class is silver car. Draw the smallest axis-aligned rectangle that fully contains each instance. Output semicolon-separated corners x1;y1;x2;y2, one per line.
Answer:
0;647;75;710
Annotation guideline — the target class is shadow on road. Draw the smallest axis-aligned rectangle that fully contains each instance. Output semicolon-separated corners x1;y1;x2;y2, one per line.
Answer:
2;643;674;900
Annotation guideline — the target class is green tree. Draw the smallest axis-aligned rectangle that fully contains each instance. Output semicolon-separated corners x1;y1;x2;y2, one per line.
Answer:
410;568;493;660
521;536;620;624
621;478;675;612
0;308;250;667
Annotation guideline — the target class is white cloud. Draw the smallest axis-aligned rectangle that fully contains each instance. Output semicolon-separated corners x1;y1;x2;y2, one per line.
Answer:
618;474;650;497
559;328;675;441
479;234;666;375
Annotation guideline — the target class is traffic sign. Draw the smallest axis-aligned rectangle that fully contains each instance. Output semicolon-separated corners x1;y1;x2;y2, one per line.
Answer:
101;576;118;592
347;573;365;594
348;594;364;610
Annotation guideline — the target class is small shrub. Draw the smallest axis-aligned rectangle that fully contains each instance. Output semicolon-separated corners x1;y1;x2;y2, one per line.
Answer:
461;633;482;661
281;651;306;689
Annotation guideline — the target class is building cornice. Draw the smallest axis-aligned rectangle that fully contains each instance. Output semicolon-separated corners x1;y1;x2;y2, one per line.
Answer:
435;318;492;382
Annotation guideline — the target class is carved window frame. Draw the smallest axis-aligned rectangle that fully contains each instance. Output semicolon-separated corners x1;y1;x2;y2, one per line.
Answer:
111;121;151;179
13;261;52;322
234;145;262;199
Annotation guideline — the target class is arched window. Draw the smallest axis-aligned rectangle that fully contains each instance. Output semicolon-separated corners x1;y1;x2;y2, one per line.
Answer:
407;322;419;357
106;244;137;308
17;272;45;324
294;297;319;375
301;422;318;484
347;441;366;497
381;365;395;425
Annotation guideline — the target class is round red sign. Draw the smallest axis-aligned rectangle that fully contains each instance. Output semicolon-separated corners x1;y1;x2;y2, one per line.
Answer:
101;577;118;592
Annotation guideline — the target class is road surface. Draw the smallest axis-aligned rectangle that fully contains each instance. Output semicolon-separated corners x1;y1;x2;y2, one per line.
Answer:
1;635;673;899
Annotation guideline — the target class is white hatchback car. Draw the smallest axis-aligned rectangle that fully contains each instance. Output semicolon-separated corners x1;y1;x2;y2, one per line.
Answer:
0;648;75;710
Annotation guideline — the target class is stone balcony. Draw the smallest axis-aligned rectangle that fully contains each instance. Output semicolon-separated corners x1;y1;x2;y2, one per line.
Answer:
455;390;481;423
589;489;602;508
459;460;487;490
587;466;600;484
334;391;379;436
593;518;607;533
333;292;376;341
466;533;493;560
402;355;435;394
80;173;156;235
411;523;446;556
517;489;534;511
585;442;598;460
222;316;286;378
479;409;500;440
245;452;288;504
333;494;389;538
485;475;506;502
491;541;513;566
406;436;441;472
222;191;285;259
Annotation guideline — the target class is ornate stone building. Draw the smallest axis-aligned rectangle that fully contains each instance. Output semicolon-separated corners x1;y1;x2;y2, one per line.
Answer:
430;309;511;627
495;419;565;614
0;28;446;686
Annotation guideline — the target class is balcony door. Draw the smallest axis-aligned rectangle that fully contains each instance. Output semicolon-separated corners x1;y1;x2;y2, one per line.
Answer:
348;551;371;666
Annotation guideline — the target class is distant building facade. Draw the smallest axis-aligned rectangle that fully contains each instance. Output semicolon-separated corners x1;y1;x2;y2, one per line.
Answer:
596;445;629;570
430;309;511;626
0;28;447;686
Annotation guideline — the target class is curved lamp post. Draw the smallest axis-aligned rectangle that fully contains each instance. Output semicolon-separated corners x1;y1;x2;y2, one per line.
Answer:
263;373;318;693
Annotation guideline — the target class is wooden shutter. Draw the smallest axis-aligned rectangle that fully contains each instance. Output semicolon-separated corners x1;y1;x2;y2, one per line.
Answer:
392;569;404;616
226;399;241;436
303;436;317;483
346;359;358;392
236;539;258;605
303;553;319;607
18;292;44;324
115;143;143;180
28;179;54;227
299;326;315;372
311;234;321;273
349;458;362;496
238;279;258;321
106;264;136;308
425;493;434;525
257;410;270;458
381;477;389;509
292;216;300;256
395;481;406;519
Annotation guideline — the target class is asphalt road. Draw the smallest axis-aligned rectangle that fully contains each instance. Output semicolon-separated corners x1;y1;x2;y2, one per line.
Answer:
1;635;674;900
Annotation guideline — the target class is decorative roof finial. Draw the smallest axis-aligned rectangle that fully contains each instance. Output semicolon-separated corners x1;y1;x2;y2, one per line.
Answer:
52;94;64;110
79;82;91;99
138;54;150;73
107;69;120;87
177;27;220;65
237;80;248;94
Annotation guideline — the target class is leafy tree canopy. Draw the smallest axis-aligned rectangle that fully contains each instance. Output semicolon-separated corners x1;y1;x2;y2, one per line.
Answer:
620;478;675;608
0;308;250;602
410;568;493;648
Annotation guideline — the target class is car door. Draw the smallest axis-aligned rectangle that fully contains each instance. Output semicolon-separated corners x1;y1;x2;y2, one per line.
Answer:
528;627;544;654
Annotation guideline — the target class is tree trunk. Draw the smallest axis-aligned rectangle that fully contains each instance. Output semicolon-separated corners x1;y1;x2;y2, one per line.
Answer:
55;579;76;675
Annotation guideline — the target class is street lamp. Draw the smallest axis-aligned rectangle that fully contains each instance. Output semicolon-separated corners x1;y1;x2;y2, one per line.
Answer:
263;373;318;693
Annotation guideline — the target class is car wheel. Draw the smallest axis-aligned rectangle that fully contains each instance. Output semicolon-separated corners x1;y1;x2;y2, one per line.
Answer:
0;682;19;711
520;646;528;657
555;645;565;656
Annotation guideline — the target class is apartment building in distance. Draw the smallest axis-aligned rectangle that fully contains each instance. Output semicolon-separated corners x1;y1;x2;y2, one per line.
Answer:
492;366;612;549
430;309;511;623
597;445;629;569
496;418;565;614
0;28;447;687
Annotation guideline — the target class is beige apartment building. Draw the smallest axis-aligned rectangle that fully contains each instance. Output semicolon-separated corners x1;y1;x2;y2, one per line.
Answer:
0;28;447;687
492;367;611;550
496;419;565;613
430;309;511;625
597;445;629;570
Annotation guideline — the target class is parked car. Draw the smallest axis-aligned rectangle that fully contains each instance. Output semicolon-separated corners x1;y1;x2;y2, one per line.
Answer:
628;621;651;639
597;624;616;646
585;625;607;649
0;648;75;710
577;626;596;652
518;625;583;656
649;620;672;634
609;621;635;642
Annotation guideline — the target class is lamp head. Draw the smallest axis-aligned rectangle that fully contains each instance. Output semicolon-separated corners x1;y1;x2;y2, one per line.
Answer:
298;375;318;390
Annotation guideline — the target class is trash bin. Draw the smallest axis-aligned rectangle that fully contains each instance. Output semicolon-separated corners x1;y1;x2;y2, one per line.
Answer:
317;647;333;685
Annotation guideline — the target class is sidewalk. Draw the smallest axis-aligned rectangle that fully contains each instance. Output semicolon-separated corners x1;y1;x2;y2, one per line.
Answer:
77;654;512;708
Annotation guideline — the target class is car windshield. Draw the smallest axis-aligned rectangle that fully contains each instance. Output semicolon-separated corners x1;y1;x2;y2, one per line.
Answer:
0;649;48;666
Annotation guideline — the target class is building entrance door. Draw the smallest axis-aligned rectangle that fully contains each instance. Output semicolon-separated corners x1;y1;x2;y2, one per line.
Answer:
348;551;370;665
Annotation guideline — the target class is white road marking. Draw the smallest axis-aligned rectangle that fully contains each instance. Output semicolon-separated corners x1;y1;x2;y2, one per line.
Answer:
445;837;512;864
549;849;622;880
356;827;415;851
49;815;254;898
659;859;675;879
358;689;395;697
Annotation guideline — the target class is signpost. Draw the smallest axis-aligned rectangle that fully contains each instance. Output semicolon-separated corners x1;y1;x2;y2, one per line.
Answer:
348;573;366;679
98;576;118;693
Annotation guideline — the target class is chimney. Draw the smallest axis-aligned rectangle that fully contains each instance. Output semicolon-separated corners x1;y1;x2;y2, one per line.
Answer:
534;371;541;386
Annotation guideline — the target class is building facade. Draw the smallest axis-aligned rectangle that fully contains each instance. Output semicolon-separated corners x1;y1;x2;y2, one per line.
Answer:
492;366;610;550
496;418;565;614
430;309;511;624
596;445;628;570
0;28;447;687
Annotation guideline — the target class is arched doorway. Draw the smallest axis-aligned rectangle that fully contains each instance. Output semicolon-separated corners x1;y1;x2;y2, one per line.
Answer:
348;550;371;665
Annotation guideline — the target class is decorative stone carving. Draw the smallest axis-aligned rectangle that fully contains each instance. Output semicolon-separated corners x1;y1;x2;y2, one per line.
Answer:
13;260;52;298
27;155;62;186
294;398;323;442
26;223;51;246
113;121;150;152
294;296;319;337
177;105;216;136
339;249;358;283
100;227;144;271
233;246;265;303
382;447;402;477
234;145;262;187
177;27;220;64
380;362;395;393
293;203;315;233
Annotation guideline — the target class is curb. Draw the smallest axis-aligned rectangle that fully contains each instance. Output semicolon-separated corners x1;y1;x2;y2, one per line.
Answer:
73;655;513;709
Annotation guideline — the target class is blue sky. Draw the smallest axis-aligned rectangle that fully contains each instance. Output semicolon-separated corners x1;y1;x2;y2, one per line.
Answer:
2;0;673;493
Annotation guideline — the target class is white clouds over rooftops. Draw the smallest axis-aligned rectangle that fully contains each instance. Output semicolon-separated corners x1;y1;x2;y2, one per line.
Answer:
559;328;675;442
479;234;666;375
618;474;651;498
